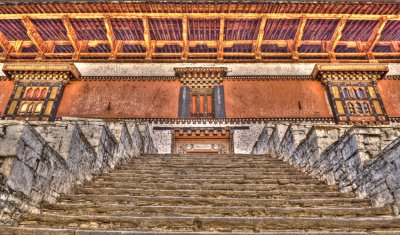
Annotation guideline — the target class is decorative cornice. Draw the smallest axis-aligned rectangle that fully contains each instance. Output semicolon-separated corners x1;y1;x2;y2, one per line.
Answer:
384;75;400;80
79;75;315;81
174;67;227;78
224;75;314;80
2;63;80;83
312;63;389;83
81;76;178;81
175;67;227;88
174;128;231;138
88;117;336;125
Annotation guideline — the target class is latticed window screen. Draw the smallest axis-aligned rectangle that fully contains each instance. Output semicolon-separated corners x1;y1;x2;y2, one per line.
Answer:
327;82;387;124
189;89;214;118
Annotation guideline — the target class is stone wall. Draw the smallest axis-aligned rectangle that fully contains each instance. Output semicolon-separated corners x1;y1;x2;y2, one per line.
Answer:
251;122;400;209
0;119;157;225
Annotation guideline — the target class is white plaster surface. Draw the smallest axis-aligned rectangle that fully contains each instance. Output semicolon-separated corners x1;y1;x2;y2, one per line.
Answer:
73;63;400;77
0;63;398;77
75;63;316;77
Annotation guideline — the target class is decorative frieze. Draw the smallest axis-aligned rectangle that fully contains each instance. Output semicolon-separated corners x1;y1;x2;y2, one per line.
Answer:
3;63;80;82
175;67;226;89
312;64;389;83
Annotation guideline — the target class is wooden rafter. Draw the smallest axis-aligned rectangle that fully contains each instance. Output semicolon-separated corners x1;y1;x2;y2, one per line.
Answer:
0;31;10;52
62;16;79;52
182;16;188;60
0;31;10;60
104;16;117;59
142;17;152;61
365;17;388;53
254;16;267;60
0;11;399;63
329;16;347;60
217;17;225;61
21;15;45;52
13;40;23;53
292;16;307;60
391;42;400;52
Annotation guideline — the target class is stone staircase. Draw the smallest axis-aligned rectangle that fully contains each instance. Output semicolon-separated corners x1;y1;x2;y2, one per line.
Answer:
4;154;400;234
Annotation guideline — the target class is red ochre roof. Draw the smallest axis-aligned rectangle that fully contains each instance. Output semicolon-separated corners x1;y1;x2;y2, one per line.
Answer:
0;1;398;63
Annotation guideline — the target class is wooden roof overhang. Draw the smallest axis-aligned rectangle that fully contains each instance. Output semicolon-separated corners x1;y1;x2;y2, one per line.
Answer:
0;1;399;63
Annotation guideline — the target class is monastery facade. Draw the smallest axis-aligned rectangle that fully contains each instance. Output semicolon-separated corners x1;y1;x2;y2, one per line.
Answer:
1;0;400;233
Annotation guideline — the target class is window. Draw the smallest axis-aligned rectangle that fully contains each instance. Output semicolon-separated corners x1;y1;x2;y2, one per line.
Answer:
358;88;365;99
356;102;363;114
363;102;370;114
351;89;357;98
34;103;43;115
343;88;350;99
25;88;33;98
33;88;40;99
190;89;214;118
27;103;34;114
348;103;355;114
40;88;47;99
19;103;28;114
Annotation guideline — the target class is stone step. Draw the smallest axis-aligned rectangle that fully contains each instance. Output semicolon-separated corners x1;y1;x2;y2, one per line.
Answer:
74;188;353;199
42;204;391;217
59;195;370;207
85;182;338;192
111;168;301;175
0;227;373;235
18;214;400;231
101;172;315;180
129;156;280;161
139;155;273;159
93;176;323;185
115;166;299;171
118;163;292;169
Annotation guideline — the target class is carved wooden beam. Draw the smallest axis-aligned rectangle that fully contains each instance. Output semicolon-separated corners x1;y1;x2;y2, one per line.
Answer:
62;16;79;52
182;16;189;61
217;17;225;61
142;17;152;61
292;16;307;60
21;16;45;52
329;16;347;61
365;17;388;53
73;40;87;60
104;17;117;59
254;16;267;60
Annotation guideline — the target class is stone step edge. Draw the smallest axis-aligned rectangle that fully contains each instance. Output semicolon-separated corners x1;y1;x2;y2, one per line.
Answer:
75;188;351;195
0;227;373;235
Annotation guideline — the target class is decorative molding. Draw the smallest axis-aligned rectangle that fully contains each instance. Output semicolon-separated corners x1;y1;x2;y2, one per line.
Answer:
2;63;80;82
175;67;227;88
312;63;389;83
224;75;314;80
384;75;400;80
79;75;314;81
73;117;335;125
174;128;231;138
81;76;178;81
